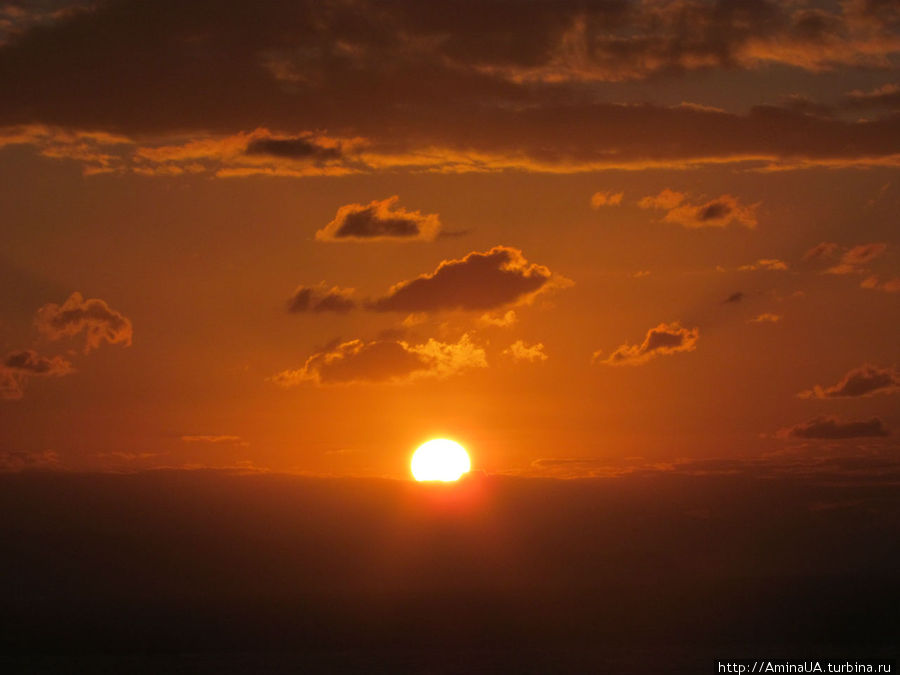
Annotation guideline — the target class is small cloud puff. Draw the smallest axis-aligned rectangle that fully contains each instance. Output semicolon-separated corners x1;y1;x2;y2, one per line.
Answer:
287;283;355;313
503;340;548;363
639;190;758;229
739;259;789;271
749;313;781;323
316;196;441;242
35;292;132;353
798;365;899;399
369;246;570;313
803;242;888;275
595;322;699;366
825;243;887;275
270;334;486;386
1;349;74;400
479;310;517;327
860;275;900;293
590;191;624;208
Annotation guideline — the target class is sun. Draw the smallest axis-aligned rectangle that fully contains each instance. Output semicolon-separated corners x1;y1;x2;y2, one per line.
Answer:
410;439;471;482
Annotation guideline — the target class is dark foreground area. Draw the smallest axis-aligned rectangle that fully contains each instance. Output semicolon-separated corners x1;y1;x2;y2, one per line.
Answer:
1;469;897;673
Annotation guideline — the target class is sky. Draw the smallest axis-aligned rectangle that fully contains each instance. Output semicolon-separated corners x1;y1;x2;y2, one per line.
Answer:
1;0;899;479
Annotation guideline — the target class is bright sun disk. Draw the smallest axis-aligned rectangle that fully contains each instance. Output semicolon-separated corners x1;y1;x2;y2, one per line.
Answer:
411;439;471;482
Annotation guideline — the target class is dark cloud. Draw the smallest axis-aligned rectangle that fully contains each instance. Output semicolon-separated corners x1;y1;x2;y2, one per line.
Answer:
780;94;834;117
2;2;900;175
3;349;72;375
0;349;73;400
270;334;486;386
595;322;699;366
783;416;890;440
245;135;344;162
316;196;441;242
799;365;899;399
369;246;568;313
35;292;132;352
724;291;745;303
0;1;88;45
287;284;355;313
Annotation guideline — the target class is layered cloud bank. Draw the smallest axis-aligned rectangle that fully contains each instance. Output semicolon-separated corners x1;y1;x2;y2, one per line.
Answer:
2;1;900;175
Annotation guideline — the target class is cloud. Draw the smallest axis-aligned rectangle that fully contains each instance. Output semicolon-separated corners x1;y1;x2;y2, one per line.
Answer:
843;83;900;110
803;241;843;261
824;243;887;274
590;191;623;208
369;246;569;313
860;275;900;292
781;416;889;440
502;340;548;363
724;291;745;304
3;349;73;376
479;310;517;327
780;93;834;118
0;349;73;400
0;2;88;46
287;284;355;313
749;313;782;323
315;196;441;242
595;322;699;367
35;292;132;352
181;435;248;446
638;190;758;229
270;334;486;386
739;259;789;271
799;365;899;399
0;449;62;472
245;134;344;162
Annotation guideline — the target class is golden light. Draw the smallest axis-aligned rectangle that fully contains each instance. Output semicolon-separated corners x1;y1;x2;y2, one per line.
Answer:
410;439;471;482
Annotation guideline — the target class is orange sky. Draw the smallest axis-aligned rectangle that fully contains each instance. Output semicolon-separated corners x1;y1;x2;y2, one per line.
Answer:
1;0;898;478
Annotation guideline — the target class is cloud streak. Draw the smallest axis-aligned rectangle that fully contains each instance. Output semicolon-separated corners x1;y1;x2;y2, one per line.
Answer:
638;190;758;229
782;416;890;440
270;334;486;386
799;365;899;399
287;284;355;314
595;322;699;367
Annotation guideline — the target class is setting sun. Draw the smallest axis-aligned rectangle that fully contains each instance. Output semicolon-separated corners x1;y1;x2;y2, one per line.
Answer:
410;439;471;482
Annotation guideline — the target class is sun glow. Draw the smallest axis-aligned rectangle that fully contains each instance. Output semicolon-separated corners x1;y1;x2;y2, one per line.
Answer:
410;439;471;482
